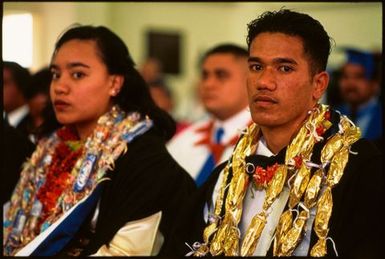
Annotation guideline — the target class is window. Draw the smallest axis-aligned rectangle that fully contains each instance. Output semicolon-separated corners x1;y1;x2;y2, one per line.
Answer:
2;13;33;68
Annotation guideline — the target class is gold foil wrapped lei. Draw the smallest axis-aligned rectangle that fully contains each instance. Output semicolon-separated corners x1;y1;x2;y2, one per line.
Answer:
273;104;331;256
309;115;360;256
274;111;360;256
192;104;353;256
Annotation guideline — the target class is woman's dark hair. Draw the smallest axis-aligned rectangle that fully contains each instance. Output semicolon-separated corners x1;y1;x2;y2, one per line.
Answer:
246;9;333;75
39;25;175;140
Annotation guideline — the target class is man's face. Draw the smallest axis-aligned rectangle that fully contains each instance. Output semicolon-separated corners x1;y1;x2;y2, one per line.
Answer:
339;63;376;106
199;53;249;120
247;32;326;132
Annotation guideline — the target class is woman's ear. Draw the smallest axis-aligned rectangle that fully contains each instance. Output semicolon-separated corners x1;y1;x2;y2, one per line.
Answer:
109;75;124;97
312;71;329;100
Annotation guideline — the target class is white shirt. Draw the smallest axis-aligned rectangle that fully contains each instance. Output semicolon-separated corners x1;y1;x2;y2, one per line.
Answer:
204;137;315;256
167;108;251;180
7;104;29;128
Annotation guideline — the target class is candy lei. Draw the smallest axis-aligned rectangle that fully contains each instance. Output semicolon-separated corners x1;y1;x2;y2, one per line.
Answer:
3;105;153;256
191;104;360;256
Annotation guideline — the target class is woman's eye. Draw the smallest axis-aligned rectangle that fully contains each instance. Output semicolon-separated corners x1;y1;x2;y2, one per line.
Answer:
51;71;60;80
72;72;85;79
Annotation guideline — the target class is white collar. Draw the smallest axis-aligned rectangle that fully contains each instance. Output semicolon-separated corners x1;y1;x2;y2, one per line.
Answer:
212;108;252;143
8;105;29;127
256;136;275;157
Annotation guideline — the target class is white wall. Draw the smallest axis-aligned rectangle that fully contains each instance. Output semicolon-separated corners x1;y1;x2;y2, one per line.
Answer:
3;2;382;120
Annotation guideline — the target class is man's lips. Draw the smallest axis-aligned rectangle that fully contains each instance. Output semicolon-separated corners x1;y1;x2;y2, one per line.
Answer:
253;95;278;104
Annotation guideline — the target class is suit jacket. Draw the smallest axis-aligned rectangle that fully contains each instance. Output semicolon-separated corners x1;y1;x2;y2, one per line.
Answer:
164;114;384;257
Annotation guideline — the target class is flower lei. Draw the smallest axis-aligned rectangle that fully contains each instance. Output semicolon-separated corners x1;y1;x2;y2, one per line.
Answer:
35;126;83;230
3;105;153;256
189;104;361;257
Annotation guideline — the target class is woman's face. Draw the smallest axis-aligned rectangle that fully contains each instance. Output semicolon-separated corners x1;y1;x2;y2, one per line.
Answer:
50;39;122;139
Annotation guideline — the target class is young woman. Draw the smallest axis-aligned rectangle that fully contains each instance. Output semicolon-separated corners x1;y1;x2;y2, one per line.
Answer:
3;25;195;256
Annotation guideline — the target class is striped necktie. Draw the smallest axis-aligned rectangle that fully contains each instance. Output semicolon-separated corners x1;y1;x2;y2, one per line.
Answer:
196;127;224;187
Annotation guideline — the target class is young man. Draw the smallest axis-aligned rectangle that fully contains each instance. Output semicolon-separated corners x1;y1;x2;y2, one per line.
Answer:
3;61;31;136
337;48;382;141
166;9;383;257
167;44;252;187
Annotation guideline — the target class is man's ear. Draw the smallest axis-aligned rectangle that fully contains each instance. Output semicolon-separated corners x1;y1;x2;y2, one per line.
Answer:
312;71;329;100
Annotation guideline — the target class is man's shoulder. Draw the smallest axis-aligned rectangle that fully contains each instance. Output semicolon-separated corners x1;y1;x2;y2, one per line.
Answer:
351;138;382;158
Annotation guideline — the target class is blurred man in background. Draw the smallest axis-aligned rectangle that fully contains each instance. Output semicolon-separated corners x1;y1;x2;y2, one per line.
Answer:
3;61;31;136
336;48;382;144
167;44;252;186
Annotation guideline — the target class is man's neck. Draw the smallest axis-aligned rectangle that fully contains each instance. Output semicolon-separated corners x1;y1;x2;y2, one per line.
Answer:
260;118;307;154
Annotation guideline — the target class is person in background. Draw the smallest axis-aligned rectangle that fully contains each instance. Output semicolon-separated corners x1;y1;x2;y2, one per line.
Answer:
336;48;382;144
140;57;190;136
3;61;31;136
139;57;164;86
165;9;382;257
23;67;52;143
148;81;190;135
167;44;252;187
3;25;195;256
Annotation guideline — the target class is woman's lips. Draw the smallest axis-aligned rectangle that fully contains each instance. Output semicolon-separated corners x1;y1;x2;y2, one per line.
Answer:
53;100;70;110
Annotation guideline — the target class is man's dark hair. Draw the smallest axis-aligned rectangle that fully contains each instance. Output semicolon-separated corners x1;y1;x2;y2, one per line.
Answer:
25;67;51;100
200;43;248;66
3;61;31;97
246;9;332;75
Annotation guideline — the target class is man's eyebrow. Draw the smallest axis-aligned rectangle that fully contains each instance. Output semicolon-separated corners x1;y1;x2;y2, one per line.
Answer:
248;57;261;63
248;56;298;65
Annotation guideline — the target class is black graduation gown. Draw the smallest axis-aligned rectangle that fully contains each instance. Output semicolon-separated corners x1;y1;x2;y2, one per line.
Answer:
59;126;196;255
164;132;384;257
2;117;35;205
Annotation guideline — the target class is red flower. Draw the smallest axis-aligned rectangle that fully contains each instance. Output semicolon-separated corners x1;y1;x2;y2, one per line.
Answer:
36;127;83;229
324;110;331;121
293;155;303;169
316;125;325;136
253;163;279;188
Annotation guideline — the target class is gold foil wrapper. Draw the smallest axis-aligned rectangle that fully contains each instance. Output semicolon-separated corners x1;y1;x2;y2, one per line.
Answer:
240;212;267;256
209;222;227;256
223;224;240;256
277;210;309;256
273;209;293;255
289;164;310;208
193;244;209;257
263;165;287;210
321;134;343;163
314;187;332;239
287;126;308;161
304;169;323;208
202;223;217;244
310;238;327;257
326;146;349;187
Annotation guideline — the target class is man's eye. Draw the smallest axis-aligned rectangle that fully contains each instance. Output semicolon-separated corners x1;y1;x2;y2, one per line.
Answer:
279;66;293;72
249;64;262;71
